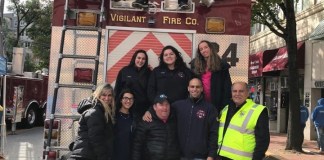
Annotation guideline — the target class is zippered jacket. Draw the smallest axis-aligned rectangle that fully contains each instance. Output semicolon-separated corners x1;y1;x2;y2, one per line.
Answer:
172;96;218;158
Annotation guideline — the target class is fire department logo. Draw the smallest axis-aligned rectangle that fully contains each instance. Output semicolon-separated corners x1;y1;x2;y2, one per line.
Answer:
196;110;206;119
178;72;185;78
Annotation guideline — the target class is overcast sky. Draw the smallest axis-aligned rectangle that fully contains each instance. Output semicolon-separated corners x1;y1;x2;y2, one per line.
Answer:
4;0;11;13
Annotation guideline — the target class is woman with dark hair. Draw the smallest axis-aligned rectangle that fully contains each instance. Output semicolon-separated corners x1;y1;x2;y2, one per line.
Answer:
114;89;135;160
114;49;151;122
147;45;192;104
191;40;232;112
70;83;115;160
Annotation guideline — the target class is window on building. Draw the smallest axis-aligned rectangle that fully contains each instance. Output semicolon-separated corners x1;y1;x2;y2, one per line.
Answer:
295;0;310;13
315;0;324;4
24;42;31;48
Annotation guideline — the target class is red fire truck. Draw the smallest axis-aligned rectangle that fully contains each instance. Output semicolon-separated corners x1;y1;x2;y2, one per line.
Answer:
44;0;252;159
0;74;48;128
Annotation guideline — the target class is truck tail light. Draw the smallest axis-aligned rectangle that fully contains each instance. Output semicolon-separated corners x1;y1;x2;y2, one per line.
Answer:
43;151;57;160
44;119;59;129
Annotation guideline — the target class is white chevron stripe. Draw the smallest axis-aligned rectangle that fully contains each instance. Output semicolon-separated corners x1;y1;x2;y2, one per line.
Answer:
107;31;149;69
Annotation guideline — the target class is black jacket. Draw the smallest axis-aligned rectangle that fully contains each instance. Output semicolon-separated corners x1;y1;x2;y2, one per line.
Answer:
147;66;192;104
115;66;151;118
132;111;180;160
191;60;232;113
172;96;219;159
70;102;114;160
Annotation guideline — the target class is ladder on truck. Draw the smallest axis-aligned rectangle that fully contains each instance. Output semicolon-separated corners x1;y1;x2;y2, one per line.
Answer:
44;0;105;159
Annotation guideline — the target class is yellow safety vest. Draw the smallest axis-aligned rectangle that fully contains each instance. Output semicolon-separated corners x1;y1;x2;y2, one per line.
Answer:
218;99;265;160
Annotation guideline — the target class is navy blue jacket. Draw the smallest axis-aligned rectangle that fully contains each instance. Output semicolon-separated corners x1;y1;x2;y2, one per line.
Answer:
312;98;324;127
172;96;218;159
147;66;192;104
115;66;151;118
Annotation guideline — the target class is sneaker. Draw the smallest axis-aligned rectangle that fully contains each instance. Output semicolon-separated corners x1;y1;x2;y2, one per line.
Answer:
178;2;189;10
132;0;148;8
200;0;214;7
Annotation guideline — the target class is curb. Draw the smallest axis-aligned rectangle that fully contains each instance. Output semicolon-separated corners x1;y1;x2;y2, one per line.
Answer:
264;151;287;160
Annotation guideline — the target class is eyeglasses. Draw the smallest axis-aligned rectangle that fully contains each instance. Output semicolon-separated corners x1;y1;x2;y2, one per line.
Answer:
122;97;134;101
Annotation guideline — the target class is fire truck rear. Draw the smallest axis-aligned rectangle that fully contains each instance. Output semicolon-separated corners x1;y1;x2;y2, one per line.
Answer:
0;55;48;129
44;0;252;159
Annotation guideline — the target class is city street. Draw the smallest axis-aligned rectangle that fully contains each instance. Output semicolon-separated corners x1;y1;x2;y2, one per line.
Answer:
3;126;43;160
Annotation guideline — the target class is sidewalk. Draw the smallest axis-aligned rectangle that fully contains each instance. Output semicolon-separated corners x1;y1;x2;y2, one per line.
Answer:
265;132;323;160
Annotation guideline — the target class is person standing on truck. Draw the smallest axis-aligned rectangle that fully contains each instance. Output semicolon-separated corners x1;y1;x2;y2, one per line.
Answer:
132;0;192;10
147;45;192;105
191;40;232;113
114;89;135;160
114;49;151;123
70;83;115;160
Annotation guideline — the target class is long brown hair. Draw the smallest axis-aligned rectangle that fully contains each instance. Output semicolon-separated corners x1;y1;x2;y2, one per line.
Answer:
193;40;222;75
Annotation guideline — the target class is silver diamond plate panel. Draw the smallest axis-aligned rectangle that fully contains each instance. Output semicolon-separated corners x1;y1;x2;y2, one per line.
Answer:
47;27;106;155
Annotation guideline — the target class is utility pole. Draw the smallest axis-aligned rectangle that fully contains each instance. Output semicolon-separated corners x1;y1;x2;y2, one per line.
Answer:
0;0;4;57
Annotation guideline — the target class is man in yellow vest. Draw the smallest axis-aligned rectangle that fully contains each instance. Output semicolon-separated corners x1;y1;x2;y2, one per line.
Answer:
217;82;270;160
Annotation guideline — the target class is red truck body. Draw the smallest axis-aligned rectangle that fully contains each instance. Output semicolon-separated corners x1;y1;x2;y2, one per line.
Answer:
0;75;48;128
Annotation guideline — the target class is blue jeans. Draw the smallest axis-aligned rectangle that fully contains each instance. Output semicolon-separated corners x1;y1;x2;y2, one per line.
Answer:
315;127;324;151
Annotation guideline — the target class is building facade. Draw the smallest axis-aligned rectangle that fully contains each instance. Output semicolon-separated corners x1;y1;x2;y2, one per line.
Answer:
249;0;324;140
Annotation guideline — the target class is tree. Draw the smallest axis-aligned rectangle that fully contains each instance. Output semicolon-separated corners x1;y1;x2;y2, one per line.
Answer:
5;0;51;70
7;0;43;47
26;0;52;69
252;0;302;152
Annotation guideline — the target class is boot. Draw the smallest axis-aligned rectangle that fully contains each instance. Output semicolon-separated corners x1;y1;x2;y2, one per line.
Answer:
178;0;189;10
132;0;149;8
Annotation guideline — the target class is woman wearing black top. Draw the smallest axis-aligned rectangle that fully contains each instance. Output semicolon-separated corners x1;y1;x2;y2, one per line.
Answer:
147;45;192;104
191;40;232;112
113;89;135;160
114;50;151;121
70;83;115;160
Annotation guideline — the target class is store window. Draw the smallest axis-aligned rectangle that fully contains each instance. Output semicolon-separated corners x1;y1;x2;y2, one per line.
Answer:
265;77;279;121
295;0;310;13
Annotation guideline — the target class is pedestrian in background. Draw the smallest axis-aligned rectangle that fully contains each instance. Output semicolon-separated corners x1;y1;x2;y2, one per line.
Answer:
147;45;192;104
300;104;309;143
191;40;232;113
132;94;180;160
70;83;115;160
217;82;269;160
114;49;151;123
113;89;135;160
311;98;324;153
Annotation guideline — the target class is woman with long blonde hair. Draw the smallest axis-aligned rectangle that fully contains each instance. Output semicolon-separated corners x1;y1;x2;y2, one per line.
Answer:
70;83;115;160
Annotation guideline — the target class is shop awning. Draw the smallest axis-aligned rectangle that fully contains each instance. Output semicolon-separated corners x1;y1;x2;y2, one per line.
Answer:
309;20;324;40
263;42;305;72
248;49;277;78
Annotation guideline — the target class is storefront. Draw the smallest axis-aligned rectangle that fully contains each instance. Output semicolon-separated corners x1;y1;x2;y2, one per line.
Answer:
304;21;324;139
249;42;305;133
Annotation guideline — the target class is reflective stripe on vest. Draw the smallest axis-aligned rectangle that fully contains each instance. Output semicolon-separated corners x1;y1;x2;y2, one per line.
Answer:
219;104;258;135
218;100;265;160
220;146;253;158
